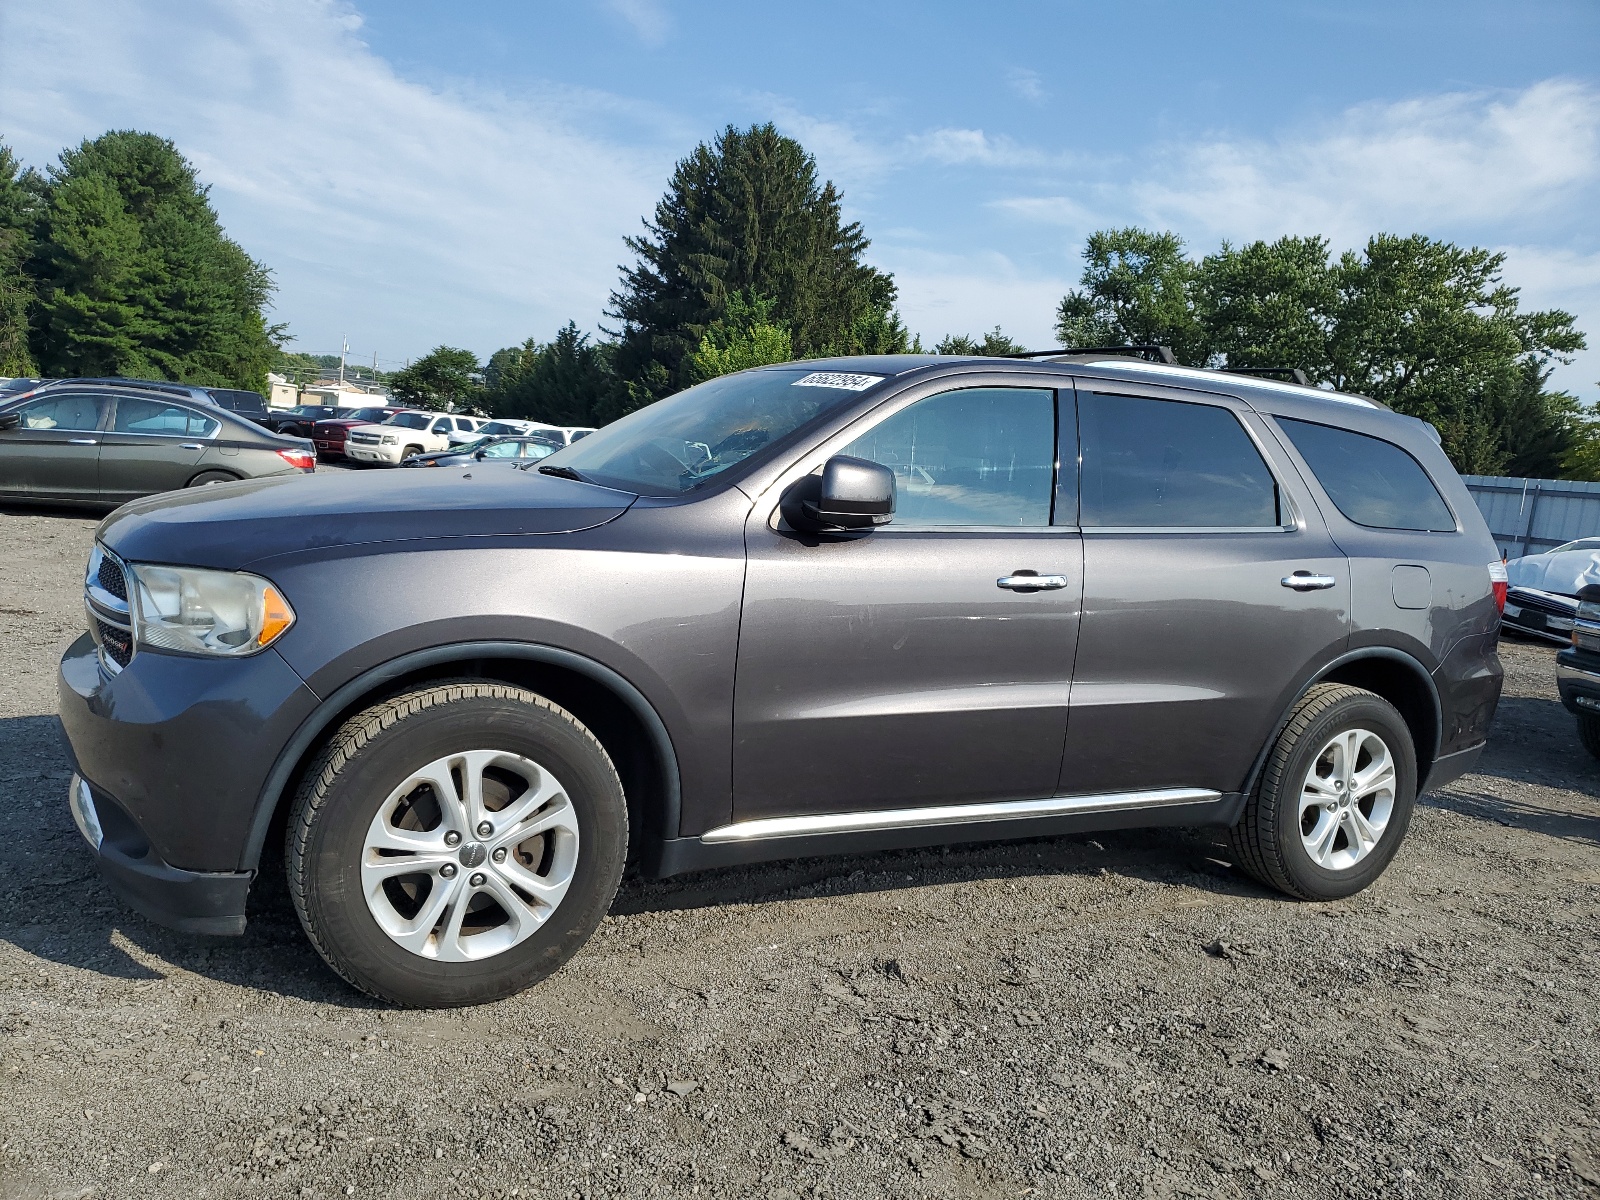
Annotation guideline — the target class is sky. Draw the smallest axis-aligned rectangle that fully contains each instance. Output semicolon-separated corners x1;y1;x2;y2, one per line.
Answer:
3;0;1599;399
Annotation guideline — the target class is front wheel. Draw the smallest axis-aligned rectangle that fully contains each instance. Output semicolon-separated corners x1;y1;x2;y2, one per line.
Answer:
1228;683;1417;901
286;681;627;1007
1579;713;1600;761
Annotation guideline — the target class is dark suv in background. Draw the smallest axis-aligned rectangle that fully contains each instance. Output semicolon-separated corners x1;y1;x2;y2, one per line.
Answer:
57;352;1504;1006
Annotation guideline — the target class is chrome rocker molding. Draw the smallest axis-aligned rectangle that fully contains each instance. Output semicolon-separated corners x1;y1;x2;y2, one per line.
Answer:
654;786;1242;877
702;787;1218;843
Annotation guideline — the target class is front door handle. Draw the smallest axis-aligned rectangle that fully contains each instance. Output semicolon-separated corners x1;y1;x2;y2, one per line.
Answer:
180;443;203;449
67;438;97;445
998;572;1070;591
1282;571;1338;591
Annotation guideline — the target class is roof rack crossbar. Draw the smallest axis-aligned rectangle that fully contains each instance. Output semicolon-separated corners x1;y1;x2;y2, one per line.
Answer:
1006;345;1177;365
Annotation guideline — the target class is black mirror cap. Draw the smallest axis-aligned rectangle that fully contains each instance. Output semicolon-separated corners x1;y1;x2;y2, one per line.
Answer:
785;454;896;532
0;411;18;431
1578;584;1600;604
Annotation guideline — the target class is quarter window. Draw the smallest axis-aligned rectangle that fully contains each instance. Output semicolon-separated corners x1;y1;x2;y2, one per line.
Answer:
112;399;219;438
1078;392;1281;528
1276;418;1455;532
842;387;1055;527
13;393;103;431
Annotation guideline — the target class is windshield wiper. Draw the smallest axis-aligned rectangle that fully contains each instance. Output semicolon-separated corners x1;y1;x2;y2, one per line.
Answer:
537;464;586;482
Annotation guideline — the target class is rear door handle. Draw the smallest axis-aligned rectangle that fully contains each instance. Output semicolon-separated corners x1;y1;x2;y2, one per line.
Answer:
67;438;97;445
998;573;1070;591
180;443;203;449
1282;571;1337;591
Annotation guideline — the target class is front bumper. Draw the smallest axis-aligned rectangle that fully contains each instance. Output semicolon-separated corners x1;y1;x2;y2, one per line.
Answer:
67;775;252;935
1557;649;1600;717
344;443;403;464
57;631;320;933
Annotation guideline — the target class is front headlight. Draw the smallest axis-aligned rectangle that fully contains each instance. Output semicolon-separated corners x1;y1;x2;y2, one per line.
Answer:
381;434;398;445
128;565;295;656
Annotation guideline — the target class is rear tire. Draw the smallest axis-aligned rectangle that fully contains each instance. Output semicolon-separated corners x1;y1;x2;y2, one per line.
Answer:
187;470;240;487
1579;714;1600;761
286;680;627;1007
1229;683;1417;901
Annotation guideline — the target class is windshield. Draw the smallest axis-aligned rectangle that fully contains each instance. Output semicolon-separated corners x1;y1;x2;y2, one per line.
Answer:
384;412;430;430
541;368;887;494
1553;538;1600;554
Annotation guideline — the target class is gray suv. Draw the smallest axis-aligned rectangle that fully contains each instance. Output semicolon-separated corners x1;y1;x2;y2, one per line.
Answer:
57;354;1505;1006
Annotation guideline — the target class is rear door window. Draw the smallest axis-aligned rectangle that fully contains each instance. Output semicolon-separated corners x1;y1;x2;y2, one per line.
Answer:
113;398;219;438
1078;392;1281;528
1276;418;1455;532
842;386;1056;527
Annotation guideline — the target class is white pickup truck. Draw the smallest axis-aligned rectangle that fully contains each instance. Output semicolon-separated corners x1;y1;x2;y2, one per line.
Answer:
343;411;474;465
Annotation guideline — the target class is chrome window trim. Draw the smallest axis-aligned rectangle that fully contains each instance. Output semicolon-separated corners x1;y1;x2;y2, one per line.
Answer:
702;787;1221;843
1082;525;1297;536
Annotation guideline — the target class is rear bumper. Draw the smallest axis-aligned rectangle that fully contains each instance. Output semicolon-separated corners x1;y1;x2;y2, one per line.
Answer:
1421;741;1485;793
67;774;252;935
1557;649;1600;717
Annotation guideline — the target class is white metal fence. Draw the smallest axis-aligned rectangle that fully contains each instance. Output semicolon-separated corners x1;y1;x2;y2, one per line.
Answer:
1462;474;1600;559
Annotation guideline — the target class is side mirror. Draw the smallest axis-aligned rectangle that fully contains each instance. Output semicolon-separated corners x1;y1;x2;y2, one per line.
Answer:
0;412;18;431
783;455;896;532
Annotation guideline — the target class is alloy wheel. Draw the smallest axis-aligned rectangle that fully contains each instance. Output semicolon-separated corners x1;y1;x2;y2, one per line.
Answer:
360;750;579;961
1297;728;1396;871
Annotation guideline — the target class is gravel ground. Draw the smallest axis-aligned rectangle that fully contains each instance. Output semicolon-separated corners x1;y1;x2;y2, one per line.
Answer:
2;504;1599;1200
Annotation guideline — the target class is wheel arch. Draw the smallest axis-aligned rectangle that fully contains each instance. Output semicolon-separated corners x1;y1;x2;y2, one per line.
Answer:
243;641;682;877
1241;647;1443;799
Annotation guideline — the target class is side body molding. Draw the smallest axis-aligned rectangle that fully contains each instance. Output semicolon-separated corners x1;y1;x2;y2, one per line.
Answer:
242;641;683;873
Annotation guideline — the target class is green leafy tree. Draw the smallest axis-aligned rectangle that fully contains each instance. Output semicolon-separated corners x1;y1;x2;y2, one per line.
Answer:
29;131;277;389
689;291;793;380
388;346;482;412
609;123;908;405
1056;228;1587;475
935;326;1026;356
0;140;43;376
485;322;626;426
1563;395;1600;482
1054;228;1208;363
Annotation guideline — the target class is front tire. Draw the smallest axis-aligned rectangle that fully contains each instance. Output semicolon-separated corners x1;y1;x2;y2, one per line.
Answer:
286;681;627;1007
1229;684;1417;901
1579;714;1600;761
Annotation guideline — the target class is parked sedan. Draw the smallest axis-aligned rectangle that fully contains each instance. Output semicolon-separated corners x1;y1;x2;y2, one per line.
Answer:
400;434;563;468
0;386;314;505
1502;538;1600;642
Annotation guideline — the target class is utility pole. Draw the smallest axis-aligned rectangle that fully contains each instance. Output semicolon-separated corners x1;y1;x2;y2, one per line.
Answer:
339;335;348;386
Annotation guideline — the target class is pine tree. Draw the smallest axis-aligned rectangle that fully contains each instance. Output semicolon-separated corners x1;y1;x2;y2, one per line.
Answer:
0;140;42;376
609;124;907;406
485;323;626;426
29;131;277;390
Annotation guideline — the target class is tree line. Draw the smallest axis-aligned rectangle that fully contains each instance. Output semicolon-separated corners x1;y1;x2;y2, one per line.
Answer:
2;123;1593;479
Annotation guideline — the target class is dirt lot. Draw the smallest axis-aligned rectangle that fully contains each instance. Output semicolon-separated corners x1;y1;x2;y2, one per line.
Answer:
2;507;1599;1200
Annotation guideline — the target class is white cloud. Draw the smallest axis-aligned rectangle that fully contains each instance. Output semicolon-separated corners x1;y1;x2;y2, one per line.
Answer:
876;248;1068;349
1131;79;1600;247
1006;67;1047;106
0;0;680;362
598;0;670;45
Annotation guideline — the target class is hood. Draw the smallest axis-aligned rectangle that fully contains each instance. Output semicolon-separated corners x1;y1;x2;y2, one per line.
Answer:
98;466;636;571
1506;549;1600;597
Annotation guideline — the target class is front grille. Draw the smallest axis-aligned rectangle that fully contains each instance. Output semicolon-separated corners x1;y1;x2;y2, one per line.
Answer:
96;620;133;667
97;553;127;602
1507;587;1578;619
85;544;134;674
349;431;380;445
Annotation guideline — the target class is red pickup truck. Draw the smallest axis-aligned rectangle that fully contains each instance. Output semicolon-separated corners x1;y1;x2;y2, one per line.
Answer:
310;407;411;460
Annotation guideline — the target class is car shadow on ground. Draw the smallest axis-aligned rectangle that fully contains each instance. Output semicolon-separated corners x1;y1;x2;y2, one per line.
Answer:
0;711;1281;1006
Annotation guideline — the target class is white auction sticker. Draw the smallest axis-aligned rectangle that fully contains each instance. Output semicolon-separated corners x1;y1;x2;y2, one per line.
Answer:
791;372;884;391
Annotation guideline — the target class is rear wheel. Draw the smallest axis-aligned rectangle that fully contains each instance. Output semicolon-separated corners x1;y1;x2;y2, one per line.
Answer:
286;681;627;1007
187;470;240;487
1229;683;1416;901
1579;714;1600;760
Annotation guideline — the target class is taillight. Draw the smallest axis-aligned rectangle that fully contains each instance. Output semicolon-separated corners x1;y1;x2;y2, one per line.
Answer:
1488;561;1508;614
277;449;315;471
